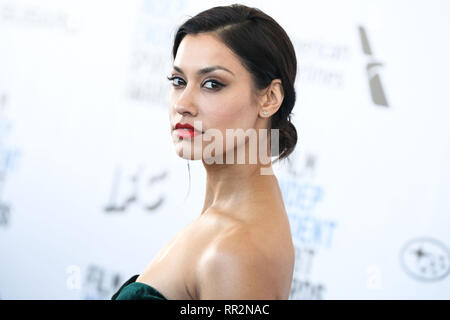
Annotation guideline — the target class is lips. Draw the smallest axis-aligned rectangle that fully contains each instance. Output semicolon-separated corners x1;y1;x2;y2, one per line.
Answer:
175;122;203;132
174;122;203;139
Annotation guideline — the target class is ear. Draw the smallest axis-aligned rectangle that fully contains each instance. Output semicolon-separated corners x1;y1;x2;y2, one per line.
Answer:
258;79;284;118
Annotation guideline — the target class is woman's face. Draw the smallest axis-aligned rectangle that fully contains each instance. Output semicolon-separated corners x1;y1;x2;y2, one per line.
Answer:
168;33;267;162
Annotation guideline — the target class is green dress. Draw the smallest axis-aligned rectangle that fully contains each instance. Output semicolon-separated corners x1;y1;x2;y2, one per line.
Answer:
111;274;168;300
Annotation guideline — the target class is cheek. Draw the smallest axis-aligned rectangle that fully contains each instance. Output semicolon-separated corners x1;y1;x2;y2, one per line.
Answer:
202;94;257;155
204;93;255;130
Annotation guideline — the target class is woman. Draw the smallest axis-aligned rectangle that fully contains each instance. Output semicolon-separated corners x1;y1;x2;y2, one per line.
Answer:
112;3;298;300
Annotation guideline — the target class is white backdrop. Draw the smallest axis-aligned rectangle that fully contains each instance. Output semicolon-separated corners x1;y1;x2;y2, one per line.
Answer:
0;0;449;299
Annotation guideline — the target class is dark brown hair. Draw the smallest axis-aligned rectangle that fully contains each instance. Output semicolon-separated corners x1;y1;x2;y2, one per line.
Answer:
172;3;298;164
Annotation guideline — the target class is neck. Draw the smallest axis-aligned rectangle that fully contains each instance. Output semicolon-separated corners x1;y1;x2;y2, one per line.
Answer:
199;133;280;219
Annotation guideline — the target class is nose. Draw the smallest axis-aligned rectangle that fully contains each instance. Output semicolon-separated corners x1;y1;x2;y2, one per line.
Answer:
174;88;198;116
175;104;197;117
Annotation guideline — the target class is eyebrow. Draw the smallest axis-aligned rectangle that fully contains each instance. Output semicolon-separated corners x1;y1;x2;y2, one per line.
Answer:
172;65;235;76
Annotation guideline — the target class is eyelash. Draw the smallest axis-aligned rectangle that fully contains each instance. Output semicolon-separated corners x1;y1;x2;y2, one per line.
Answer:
166;76;225;91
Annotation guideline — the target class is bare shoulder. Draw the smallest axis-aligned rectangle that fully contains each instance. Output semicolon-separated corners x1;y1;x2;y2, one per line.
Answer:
195;226;289;300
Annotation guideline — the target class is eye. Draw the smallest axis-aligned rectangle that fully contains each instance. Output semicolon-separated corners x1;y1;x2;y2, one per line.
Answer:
166;76;225;91
166;76;185;87
203;79;224;90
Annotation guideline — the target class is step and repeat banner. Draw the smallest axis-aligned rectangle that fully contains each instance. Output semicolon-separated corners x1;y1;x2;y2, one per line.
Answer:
0;0;449;299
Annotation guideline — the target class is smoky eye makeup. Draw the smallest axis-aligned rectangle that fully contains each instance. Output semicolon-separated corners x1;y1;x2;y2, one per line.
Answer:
166;75;185;86
166;75;226;90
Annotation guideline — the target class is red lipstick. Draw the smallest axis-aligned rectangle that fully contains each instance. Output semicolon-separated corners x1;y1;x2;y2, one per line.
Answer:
174;122;203;139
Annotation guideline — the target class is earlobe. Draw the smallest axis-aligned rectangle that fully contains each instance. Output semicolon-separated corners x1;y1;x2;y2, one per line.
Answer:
260;110;269;117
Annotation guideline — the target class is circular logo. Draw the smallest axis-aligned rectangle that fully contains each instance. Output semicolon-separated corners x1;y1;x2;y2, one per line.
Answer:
400;237;450;282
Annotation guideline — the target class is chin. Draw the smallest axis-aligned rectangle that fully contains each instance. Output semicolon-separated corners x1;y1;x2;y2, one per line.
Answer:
176;152;201;161
173;143;203;161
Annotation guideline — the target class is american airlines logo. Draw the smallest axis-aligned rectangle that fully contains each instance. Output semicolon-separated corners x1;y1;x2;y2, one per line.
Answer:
358;25;389;107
